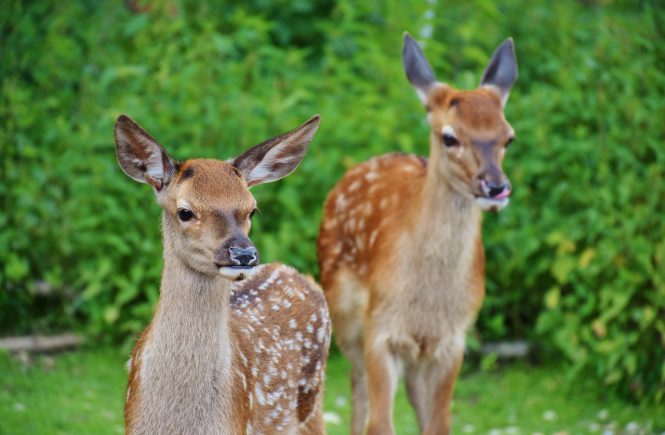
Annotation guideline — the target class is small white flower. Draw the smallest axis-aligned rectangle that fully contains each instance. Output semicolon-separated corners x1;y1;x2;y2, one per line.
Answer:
543;410;557;421
625;422;640;434
323;411;342;425
334;396;347;407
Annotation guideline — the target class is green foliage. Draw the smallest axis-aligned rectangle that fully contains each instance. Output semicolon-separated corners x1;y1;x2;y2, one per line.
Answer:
476;1;665;403
1;0;663;402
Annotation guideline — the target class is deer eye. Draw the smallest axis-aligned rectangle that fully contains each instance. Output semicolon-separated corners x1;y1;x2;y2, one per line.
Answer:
177;208;194;222
505;137;514;148
249;209;257;220
442;133;459;147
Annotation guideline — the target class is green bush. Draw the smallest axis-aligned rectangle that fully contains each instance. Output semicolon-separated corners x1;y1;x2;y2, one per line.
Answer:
1;0;663;402
478;1;665;403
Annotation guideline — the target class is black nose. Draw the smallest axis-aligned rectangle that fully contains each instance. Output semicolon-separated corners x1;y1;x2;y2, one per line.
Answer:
229;246;258;267
484;180;512;198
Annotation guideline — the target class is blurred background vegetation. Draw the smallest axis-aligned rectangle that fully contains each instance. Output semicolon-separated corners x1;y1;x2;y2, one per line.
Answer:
1;0;664;414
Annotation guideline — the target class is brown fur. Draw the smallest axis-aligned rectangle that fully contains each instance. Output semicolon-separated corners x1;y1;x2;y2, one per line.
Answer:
125;262;331;434
115;115;329;434
317;41;516;435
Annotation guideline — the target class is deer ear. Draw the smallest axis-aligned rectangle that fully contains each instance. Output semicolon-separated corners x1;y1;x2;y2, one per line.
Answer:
114;115;177;192
231;115;320;187
480;38;518;106
403;32;437;105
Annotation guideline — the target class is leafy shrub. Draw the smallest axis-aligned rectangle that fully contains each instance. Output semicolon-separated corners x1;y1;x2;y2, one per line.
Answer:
476;1;665;403
1;0;663;402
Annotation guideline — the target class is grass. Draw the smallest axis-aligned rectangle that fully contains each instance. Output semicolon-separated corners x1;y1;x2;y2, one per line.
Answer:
0;348;126;435
1;348;663;434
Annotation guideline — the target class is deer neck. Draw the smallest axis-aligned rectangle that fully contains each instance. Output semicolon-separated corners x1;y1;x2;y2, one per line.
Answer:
136;219;235;431
407;136;482;273
152;226;234;371
155;251;232;343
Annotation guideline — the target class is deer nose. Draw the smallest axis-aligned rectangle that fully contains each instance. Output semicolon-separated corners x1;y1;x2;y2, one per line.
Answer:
229;246;258;267
481;179;512;199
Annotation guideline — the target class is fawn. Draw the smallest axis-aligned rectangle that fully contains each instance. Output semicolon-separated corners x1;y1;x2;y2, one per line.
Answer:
114;114;331;434
317;34;518;435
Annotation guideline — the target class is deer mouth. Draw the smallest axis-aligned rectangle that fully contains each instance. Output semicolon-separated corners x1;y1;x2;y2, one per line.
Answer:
474;177;511;211
218;266;256;282
475;196;510;211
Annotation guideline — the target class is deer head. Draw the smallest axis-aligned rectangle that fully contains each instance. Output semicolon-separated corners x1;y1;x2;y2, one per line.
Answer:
403;33;518;211
115;114;320;280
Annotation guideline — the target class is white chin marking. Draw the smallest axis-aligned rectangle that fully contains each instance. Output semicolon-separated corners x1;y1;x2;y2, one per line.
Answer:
218;267;256;282
475;197;509;211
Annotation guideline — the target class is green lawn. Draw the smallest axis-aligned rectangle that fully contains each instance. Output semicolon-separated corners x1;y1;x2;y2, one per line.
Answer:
0;348;662;434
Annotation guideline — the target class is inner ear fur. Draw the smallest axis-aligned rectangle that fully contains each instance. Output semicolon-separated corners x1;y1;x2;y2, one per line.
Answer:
231;115;320;187
114;115;177;191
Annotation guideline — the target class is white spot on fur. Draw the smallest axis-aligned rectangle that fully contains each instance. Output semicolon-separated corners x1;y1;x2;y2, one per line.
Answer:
335;194;348;212
317;326;326;343
255;384;266;405
323;218;337;230
346;218;356;231
369;230;379;247
348;179;362;191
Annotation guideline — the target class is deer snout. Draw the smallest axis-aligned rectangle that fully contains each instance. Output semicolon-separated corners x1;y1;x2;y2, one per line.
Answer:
214;237;260;268
229;246;258;267
480;178;511;199
474;174;512;211
215;239;260;281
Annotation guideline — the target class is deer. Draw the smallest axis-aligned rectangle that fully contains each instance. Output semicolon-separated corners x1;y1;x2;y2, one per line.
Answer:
317;33;518;435
114;114;331;435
